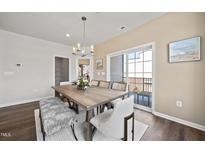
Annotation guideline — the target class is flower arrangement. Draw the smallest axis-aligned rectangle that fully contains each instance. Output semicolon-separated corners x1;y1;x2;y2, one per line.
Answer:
77;76;89;90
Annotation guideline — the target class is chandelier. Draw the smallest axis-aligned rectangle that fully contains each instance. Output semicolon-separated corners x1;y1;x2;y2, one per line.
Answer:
72;16;94;57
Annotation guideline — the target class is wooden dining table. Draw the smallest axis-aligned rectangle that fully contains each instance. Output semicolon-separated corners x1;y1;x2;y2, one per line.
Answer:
52;84;128;141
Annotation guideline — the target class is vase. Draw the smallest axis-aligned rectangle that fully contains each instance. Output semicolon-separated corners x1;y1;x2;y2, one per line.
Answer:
77;85;87;90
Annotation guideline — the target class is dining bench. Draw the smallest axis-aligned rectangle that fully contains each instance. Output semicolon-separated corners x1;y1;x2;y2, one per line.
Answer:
38;97;77;140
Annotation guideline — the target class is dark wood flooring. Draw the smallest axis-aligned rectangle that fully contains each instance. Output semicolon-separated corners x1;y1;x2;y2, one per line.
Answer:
0;102;205;141
0;102;39;141
135;109;205;141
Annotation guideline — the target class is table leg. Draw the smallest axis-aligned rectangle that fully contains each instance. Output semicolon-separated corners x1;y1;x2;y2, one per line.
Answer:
55;90;60;97
85;109;94;141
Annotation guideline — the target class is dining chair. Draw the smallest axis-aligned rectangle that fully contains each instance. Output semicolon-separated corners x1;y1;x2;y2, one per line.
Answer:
90;80;99;87
97;80;111;113
98;81;110;89
59;81;77;112
111;82;128;91
90;96;134;141
60;81;71;85
109;82;128;107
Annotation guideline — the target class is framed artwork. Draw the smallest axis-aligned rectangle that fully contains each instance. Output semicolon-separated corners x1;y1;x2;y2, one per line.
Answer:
169;37;201;63
96;58;103;70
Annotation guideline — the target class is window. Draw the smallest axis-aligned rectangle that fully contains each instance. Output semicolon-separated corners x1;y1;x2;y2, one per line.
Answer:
123;47;152;93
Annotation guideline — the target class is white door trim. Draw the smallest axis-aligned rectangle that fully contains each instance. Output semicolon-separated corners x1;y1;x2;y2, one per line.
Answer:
106;42;156;113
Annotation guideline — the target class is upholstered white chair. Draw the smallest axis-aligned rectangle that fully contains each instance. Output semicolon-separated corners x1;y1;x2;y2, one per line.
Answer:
96;80;111;113
59;81;76;110
60;81;72;85
90;96;134;140
59;81;71;98
110;82;128;106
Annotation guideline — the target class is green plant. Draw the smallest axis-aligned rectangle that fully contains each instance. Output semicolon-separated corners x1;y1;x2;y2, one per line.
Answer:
77;76;89;90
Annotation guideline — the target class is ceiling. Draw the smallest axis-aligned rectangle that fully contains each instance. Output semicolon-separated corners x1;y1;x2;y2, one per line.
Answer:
0;12;165;46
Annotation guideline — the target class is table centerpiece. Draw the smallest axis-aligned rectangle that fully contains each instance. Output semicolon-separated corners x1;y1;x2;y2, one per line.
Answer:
76;76;89;90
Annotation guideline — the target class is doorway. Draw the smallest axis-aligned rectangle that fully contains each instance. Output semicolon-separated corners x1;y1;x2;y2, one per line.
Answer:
107;43;155;112
78;58;91;81
55;56;69;86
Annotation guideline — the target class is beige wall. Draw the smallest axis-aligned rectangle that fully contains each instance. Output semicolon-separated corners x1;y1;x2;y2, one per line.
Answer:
94;13;205;126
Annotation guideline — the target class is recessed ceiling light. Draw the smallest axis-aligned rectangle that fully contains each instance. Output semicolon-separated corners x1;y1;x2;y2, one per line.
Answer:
66;33;70;37
120;26;126;30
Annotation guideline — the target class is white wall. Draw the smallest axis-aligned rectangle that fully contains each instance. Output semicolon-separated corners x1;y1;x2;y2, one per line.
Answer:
0;30;77;107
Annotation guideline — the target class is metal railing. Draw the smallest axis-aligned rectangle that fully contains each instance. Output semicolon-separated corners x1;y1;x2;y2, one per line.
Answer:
123;77;152;93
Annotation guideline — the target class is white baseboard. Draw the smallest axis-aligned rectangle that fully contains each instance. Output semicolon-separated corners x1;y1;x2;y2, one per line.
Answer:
153;111;205;132
0;96;53;108
134;104;152;112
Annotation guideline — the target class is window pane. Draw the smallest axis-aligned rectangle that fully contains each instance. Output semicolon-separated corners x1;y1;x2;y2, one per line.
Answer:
128;77;136;83
128;59;135;63
144;73;152;78
144;50;152;61
128;52;135;59
128;73;135;77
135;51;143;62
136;73;143;78
135;62;143;72
128;63;135;72
144;61;152;72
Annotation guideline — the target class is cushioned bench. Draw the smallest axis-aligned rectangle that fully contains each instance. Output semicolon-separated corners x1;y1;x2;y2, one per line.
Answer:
39;97;77;140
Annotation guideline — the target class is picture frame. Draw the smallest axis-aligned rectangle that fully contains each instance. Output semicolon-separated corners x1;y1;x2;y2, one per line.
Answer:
168;37;201;63
96;58;103;70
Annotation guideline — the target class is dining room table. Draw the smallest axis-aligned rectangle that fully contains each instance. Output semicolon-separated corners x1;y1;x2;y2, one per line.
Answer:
52;84;128;141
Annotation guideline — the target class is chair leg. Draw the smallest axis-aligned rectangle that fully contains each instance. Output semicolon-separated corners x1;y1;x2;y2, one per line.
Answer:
97;106;99;115
106;103;112;110
132;113;134;141
100;105;105;113
70;124;78;141
124;112;135;141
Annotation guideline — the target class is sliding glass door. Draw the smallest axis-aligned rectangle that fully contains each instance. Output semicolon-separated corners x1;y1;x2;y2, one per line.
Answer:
110;44;153;111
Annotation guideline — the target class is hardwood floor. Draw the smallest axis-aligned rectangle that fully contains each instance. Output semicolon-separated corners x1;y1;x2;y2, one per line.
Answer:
0;102;39;141
135;109;205;141
0;102;205;141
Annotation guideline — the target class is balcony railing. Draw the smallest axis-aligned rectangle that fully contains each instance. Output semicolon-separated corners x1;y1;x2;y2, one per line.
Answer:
123;77;152;93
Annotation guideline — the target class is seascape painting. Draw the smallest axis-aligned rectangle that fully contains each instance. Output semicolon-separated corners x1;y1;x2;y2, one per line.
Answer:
169;37;200;63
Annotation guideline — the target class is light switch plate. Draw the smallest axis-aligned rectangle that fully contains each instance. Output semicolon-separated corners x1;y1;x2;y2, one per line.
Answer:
3;72;14;76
